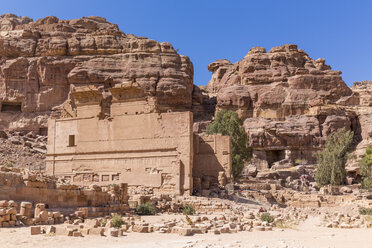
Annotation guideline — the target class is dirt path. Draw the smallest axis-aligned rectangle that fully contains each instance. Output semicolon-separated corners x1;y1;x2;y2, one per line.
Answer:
2;216;372;248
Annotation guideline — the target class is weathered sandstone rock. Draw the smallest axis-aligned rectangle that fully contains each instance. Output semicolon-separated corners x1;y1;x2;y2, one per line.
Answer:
205;44;363;172
0;14;193;132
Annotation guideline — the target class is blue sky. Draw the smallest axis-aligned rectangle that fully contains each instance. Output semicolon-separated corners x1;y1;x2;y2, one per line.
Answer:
1;0;372;86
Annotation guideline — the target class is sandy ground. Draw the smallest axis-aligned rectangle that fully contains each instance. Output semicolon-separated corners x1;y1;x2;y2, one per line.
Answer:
2;216;372;248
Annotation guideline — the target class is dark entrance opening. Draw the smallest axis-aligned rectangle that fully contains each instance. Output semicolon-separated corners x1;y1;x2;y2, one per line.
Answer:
1;102;22;112
266;150;285;168
39;127;48;136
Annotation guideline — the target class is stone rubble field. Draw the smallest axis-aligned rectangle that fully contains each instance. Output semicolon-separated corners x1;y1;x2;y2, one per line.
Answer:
1;195;372;248
1;214;372;248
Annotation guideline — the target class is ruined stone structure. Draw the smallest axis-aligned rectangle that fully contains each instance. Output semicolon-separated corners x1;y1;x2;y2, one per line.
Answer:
193;134;231;187
0;167;128;208
46;83;231;195
2;13;372;187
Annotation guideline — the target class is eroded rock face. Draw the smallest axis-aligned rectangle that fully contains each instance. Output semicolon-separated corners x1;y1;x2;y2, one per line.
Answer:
351;81;372;107
205;44;361;171
208;44;353;119
0;14;193;132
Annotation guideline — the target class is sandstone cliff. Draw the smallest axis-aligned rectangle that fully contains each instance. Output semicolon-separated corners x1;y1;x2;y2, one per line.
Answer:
2;14;372;184
0;14;193;132
205;44;369;179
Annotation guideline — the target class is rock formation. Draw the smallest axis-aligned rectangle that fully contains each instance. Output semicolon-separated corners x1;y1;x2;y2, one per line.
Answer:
1;13;372;184
0;14;193;132
205;44;366;175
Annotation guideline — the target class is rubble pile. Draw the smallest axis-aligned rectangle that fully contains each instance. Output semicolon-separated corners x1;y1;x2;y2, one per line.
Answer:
0;130;46;170
321;212;371;229
0;200;64;228
28;211;278;237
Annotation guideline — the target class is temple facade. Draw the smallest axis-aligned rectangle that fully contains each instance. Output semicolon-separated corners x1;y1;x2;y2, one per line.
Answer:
46;83;231;195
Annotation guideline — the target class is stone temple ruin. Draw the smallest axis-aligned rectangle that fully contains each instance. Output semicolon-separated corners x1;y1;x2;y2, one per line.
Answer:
2;14;372;244
46;83;231;195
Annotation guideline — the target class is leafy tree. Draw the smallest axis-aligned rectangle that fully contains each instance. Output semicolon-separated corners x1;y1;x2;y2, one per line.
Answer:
206;110;252;179
359;146;372;190
315;129;353;186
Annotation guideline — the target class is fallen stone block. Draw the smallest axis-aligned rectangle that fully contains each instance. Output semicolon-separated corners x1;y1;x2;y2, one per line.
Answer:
0;200;9;208
30;226;41;235
73;231;83;237
208;229;220;234
110;228;119;237
253;226;266;231
132;224;149;233
84;219;99;228
39;210;49;222
55;227;73;236
46;226;56;234
173;227;194;236
88;227;105;236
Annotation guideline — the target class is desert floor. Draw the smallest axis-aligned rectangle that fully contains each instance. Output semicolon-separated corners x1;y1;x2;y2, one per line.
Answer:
2;215;372;248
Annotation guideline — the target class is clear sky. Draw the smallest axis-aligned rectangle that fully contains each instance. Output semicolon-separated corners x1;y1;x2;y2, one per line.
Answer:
1;0;372;86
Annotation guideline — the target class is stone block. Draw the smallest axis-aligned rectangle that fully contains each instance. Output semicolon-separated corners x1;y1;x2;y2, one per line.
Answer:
74;211;84;218
30;226;41;235
132;224;149;233
20;207;32;217
46;226;56;234
73;231;83;237
109;228;119;237
173;227;194;236
84;219;99;228
52;212;61;218
35;203;46;210
39;210;48;222
253;226;266;231
0;200;8;208
88;227;104;236
6;208;17;215
55;227;73;236
2;222;9;227
8;201;18;208
21;202;32;208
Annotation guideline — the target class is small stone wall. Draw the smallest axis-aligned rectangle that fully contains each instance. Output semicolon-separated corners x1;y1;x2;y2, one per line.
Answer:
0;167;128;208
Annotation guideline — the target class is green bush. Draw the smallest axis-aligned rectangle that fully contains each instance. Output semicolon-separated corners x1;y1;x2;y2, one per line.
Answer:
260;213;275;223
359;207;372;215
111;214;126;228
206;110;252;179
136;202;156;215
359;147;372;190
315;129;353;186
280;179;286;187
182;204;195;215
101;218;108;227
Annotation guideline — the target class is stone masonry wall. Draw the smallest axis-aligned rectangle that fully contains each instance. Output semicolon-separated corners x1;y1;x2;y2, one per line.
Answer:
193;134;231;182
0;167;128;208
46;102;194;195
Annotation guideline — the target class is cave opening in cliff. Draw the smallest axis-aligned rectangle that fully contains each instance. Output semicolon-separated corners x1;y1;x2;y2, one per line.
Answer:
266;150;285;168
39;127;48;136
1;102;22;112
